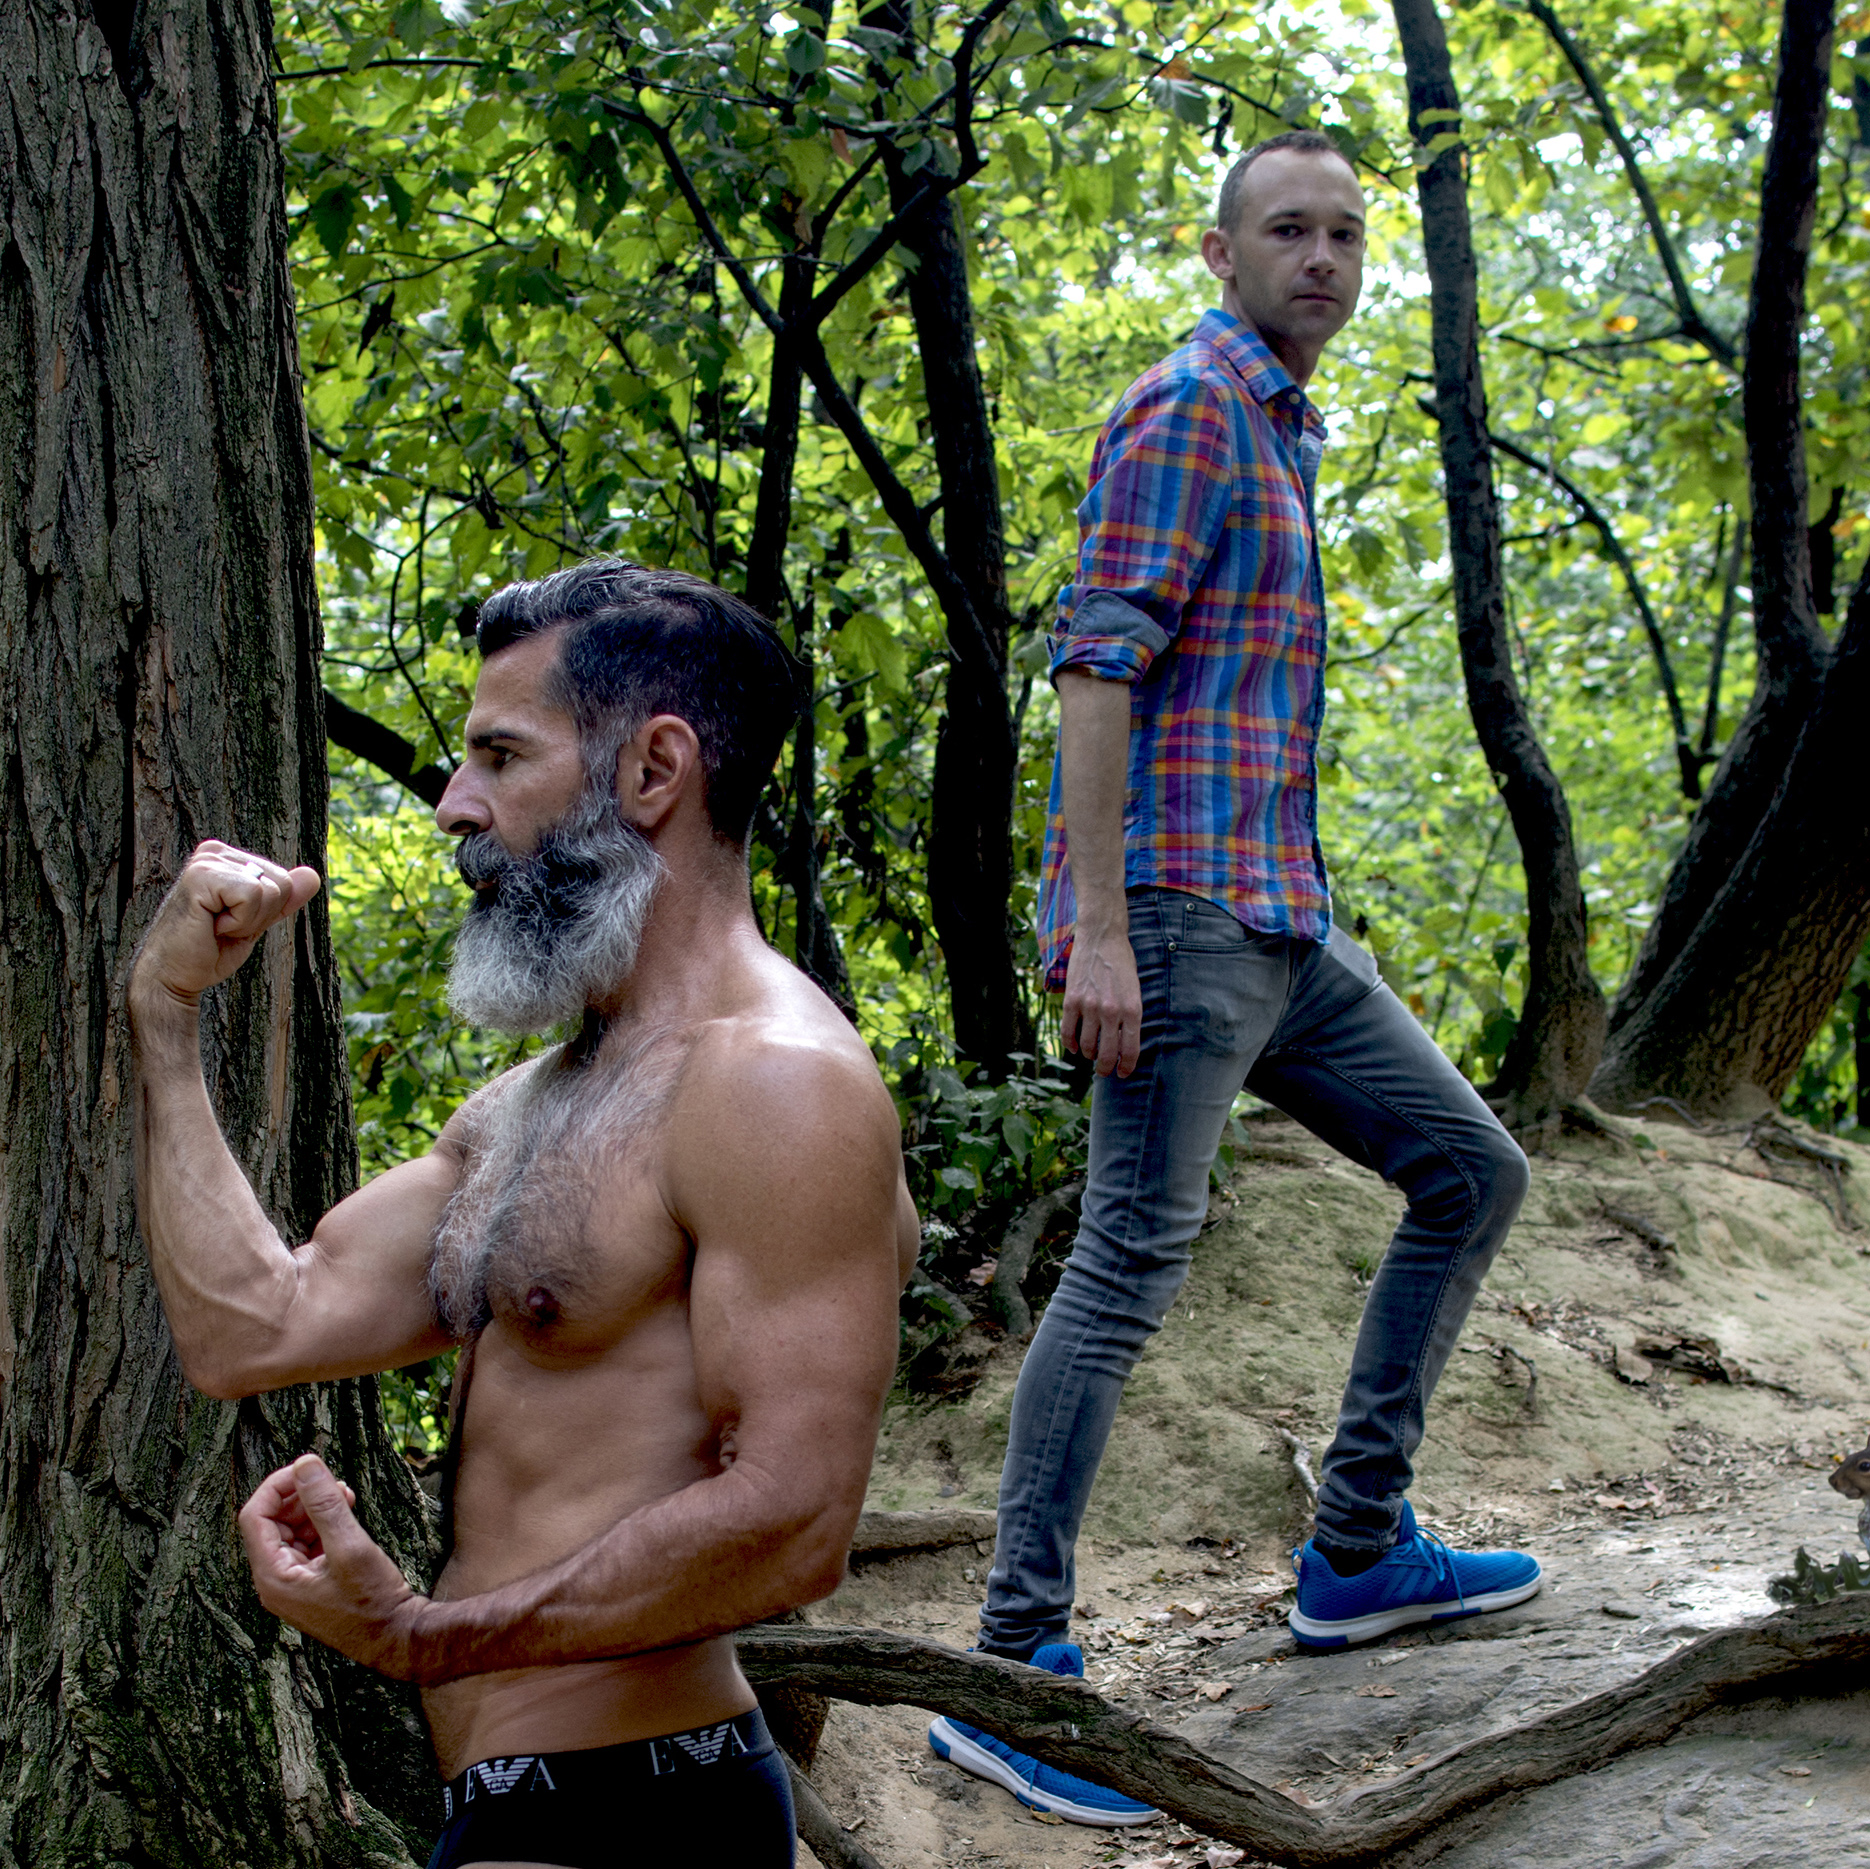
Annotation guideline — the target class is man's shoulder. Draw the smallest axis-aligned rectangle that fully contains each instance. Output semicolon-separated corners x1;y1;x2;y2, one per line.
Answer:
675;980;894;1140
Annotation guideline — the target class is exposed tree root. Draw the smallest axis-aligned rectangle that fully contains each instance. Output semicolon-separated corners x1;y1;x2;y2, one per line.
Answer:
738;1597;1870;1867
784;1752;888;1869
990;1178;1084;1337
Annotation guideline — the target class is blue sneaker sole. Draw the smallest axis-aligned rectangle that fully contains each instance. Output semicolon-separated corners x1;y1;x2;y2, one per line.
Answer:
927;1717;1157;1826
1288;1566;1543;1649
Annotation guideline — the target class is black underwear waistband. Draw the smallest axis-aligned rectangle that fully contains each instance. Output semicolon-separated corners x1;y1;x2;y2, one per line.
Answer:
441;1708;774;1824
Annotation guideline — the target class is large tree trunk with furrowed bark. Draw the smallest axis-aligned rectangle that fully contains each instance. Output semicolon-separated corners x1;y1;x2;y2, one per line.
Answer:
1389;0;1607;1133
1589;0;1868;1116
0;2;433;1862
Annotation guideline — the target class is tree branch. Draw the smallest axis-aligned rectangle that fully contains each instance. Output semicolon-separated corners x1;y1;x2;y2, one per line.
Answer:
738;1599;1870;1866
1485;427;1698;794
322;691;449;807
1527;0;1737;369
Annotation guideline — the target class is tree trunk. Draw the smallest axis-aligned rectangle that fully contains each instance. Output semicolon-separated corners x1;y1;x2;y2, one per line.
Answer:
0;4;433;1863
745;251;853;1010
1589;563;1870;1115
1601;0;1835;1041
1589;0;1858;1115
1390;0;1607;1130
890;169;1028;1078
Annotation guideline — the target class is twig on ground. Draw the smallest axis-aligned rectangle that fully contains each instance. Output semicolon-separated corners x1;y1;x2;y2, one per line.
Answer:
1277;1428;1320;1505
1600;1206;1677;1254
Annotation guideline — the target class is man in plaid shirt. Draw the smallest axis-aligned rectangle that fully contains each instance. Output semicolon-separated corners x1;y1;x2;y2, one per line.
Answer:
929;131;1542;1826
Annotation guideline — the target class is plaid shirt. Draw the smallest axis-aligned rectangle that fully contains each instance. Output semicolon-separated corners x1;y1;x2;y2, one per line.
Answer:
1037;308;1333;989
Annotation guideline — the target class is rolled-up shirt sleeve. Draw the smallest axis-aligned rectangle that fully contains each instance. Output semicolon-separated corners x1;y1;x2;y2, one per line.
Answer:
1052;372;1234;683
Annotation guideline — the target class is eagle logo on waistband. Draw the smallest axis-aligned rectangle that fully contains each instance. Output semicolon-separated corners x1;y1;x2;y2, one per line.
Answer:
648;1722;752;1774
462;1756;558;1802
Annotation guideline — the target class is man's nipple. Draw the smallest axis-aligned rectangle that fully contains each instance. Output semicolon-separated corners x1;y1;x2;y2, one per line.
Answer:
523;1284;561;1328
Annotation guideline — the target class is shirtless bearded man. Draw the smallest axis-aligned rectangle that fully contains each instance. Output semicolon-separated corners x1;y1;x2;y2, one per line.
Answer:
129;561;918;1868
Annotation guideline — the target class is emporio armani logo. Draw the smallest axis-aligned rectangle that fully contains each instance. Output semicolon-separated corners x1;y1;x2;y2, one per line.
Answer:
458;1756;559;1805
647;1722;753;1775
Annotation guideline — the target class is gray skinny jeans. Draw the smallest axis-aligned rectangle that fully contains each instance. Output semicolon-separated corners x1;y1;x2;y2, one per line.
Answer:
978;888;1530;1660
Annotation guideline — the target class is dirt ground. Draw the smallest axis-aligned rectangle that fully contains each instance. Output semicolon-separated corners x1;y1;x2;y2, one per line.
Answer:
790;1107;1870;1869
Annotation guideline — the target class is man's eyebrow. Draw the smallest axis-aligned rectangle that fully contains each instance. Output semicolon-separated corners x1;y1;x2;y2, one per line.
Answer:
1265;204;1366;225
467;725;528;750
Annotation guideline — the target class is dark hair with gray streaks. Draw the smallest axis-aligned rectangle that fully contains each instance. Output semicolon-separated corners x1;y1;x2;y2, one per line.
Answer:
474;558;804;844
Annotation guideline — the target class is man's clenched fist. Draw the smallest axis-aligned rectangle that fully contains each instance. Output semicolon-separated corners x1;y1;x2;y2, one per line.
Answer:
131;840;321;1012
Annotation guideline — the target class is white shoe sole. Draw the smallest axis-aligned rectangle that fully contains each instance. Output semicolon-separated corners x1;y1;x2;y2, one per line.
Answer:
927;1718;1157;1826
1289;1566;1543;1647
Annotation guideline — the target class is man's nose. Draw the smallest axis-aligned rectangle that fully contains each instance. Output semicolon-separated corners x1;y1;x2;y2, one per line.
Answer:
435;766;488;838
1304;233;1337;271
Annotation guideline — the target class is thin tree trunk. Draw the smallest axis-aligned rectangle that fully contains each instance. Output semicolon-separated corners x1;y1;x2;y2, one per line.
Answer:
1603;0;1835;1039
1390;0;1606;1130
0;3;432;1862
887;170;1028;1078
1590;0;1855;1114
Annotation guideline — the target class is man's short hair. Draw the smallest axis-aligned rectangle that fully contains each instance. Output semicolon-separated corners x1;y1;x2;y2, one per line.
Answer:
1215;129;1352;234
476;559;804;845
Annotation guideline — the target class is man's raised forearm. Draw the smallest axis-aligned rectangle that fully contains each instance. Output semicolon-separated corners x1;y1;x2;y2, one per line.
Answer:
130;983;302;1398
1057;669;1134;934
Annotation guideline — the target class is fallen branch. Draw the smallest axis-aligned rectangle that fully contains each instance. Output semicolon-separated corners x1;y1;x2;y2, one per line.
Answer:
737;1598;1870;1866
850;1508;997;1560
989;1178;1083;1336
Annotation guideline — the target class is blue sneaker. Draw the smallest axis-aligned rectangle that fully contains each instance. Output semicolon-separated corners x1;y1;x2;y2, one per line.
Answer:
1289;1503;1541;1649
927;1643;1156;1826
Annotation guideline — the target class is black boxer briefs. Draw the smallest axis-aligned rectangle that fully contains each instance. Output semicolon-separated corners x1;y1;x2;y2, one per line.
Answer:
424;1707;794;1867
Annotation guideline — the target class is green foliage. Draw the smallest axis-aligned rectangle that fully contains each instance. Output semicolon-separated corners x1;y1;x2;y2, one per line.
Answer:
1768;1543;1870;1607
284;0;1870;1354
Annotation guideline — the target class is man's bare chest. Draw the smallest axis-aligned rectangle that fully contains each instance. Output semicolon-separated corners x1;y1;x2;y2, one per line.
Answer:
429;1031;688;1350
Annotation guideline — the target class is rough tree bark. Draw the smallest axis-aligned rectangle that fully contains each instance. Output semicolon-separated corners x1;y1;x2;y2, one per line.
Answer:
0;2;433;1863
1589;0;1864;1115
1599;0;1837;1052
1390;0;1607;1130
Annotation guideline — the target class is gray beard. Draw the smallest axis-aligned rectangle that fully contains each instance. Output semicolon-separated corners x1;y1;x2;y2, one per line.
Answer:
446;791;666;1035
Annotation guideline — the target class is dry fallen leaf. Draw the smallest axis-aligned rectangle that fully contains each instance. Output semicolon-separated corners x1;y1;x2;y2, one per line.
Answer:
1234;1701;1273;1713
1780;1765;1813;1777
1206;1849;1246;1868
1197;1680;1233;1701
1353;1684;1399;1698
1273;1780;1319;1807
1030;1809;1065;1824
966;1259;997;1287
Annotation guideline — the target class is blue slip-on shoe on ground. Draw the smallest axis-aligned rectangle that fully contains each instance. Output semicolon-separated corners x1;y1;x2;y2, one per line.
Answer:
1289;1502;1542;1649
927;1642;1157;1826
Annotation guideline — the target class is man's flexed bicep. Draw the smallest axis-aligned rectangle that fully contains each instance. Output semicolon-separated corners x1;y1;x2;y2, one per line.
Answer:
670;1028;907;1604
130;839;458;1398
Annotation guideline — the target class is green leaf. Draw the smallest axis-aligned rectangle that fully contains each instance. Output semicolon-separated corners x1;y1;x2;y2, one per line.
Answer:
786;32;826;74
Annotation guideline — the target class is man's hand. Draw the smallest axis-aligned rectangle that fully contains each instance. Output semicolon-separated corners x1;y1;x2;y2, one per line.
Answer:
1061;918;1143;1078
132;841;321;1013
238;1454;429;1679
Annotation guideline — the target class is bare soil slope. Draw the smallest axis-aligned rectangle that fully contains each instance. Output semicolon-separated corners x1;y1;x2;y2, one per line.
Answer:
792;1110;1870;1869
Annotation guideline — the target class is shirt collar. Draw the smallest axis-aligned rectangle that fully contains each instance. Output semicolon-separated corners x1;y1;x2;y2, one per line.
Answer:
1197;308;1324;433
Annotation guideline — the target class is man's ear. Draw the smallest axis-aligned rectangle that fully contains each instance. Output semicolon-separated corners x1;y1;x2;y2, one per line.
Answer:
614;715;703;832
1200;225;1237;284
